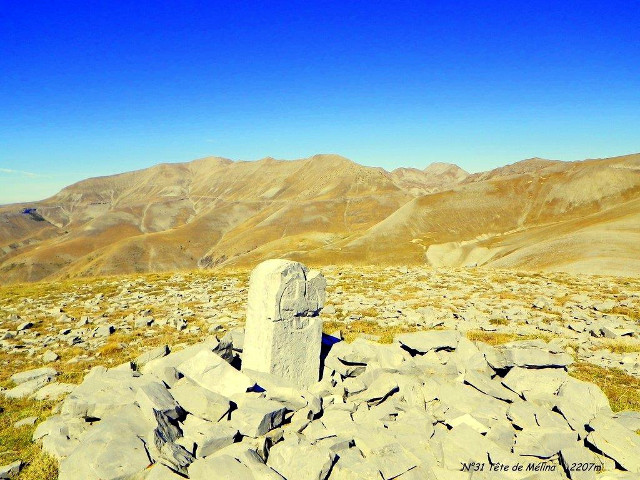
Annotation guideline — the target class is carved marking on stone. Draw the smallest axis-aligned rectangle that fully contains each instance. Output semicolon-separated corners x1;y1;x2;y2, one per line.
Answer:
242;259;325;388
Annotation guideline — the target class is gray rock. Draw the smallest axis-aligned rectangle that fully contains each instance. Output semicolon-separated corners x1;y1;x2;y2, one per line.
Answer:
395;330;461;355
179;415;238;458
135;381;183;423
135;316;154;328
243;368;320;413
351;370;399;406
330;448;381;479
513;426;579;458
369;442;420;479
554;377;611;434
33;382;75;401
188;454;256;479
204;443;285;479
13;416;37;428
231;397;287;437
135;345;169;368
437;424;494;471
593;300;615;312
329;337;404;369
33;415;81;459
10;367;57;385
502;345;573;369
268;436;336;480
170;378;232;422
42;350;59;363
4;374;56;399
178;349;253;398
134;463;184;479
58;405;152;480
559;445;605;480
501;367;567;402
585;415;640;472
93;325;115;337
463;369;519;403
60;366;155;419
158;441;194;474
222;328;245;352
151;409;182;451
614;410;640;432
533;297;551;309
0;460;22;479
76;316;91;327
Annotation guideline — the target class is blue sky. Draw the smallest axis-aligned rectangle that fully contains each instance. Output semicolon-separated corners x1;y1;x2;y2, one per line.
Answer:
1;1;639;204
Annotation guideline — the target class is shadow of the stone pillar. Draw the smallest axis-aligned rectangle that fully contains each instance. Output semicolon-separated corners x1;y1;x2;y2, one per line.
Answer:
319;333;341;380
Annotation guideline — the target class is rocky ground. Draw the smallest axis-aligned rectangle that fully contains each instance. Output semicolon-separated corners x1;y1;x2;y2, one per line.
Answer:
0;266;639;478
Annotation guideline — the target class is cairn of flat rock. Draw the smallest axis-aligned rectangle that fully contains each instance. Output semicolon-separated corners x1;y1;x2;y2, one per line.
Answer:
243;259;326;388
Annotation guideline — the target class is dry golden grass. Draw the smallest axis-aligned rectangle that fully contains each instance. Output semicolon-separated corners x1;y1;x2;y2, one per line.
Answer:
0;396;58;478
323;320;420;344
354;307;379;319
465;330;557;345
98;341;124;357
466;331;522;345
496;292;519;300
15;451;58;480
599;339;640;354
610;306;640;321
489;318;509;326
569;362;640;412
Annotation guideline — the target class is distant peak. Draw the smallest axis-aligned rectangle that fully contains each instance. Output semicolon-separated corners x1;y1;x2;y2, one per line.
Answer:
309;153;353;163
423;162;469;176
191;156;234;166
520;157;553;163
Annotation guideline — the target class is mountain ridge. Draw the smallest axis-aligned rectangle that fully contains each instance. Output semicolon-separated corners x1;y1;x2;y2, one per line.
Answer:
1;152;638;283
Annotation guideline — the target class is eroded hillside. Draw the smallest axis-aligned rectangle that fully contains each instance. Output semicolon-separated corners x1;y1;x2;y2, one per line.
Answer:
1;153;639;283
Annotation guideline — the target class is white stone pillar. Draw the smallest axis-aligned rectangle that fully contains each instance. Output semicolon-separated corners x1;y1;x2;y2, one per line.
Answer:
242;259;326;388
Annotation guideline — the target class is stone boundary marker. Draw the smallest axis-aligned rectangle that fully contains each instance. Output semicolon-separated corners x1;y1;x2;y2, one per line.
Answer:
242;259;326;389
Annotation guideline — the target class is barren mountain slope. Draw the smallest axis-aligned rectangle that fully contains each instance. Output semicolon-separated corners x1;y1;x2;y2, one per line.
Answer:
325;154;640;273
0;155;416;282
389;162;469;195
0;153;638;283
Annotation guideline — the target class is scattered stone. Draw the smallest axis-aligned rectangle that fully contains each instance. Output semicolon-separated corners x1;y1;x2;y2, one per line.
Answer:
268;437;336;480
178;349;253;398
230;396;287;437
5;263;640;480
178;415;238;458
135;381;183;422
17;322;33;331
10;367;58;385
4;367;58;399
93;325;115;337
135;345;169;368
0;461;22;479
42;350;59;363
13;416;37;428
395;330;461;355
586;415;640;472
33;382;76;401
170;378;232;422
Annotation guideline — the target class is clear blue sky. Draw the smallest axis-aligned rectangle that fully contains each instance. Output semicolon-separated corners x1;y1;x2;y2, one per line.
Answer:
1;1;639;204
